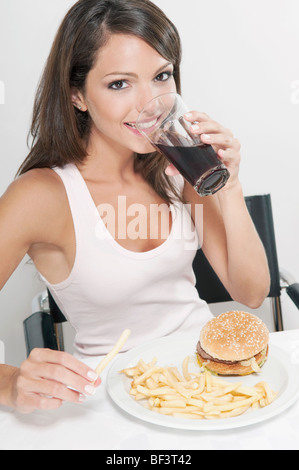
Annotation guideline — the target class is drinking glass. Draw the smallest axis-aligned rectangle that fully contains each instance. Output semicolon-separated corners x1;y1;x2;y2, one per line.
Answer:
136;92;230;196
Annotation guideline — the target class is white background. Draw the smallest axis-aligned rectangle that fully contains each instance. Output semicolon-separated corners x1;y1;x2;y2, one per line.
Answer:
0;0;298;365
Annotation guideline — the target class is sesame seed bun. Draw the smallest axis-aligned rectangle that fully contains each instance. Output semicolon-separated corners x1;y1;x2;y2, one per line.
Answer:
197;311;269;376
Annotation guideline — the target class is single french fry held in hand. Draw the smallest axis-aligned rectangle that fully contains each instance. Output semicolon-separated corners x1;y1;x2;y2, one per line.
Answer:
95;329;131;377
120;355;277;420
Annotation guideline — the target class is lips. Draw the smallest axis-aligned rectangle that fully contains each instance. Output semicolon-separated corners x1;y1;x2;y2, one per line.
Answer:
125;122;137;129
124;122;142;136
124;116;160;134
135;117;159;130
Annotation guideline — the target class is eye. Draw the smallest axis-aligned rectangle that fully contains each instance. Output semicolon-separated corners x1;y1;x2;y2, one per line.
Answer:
155;71;174;82
108;80;129;90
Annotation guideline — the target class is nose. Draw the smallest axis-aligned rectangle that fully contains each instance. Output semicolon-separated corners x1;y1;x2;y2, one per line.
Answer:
136;86;158;114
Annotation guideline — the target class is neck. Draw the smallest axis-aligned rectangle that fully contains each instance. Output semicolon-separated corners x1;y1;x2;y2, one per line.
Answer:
79;130;136;183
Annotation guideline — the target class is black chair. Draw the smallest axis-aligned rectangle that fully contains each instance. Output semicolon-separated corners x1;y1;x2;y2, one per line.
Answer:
23;311;59;355
193;194;299;331
23;193;299;355
23;289;67;356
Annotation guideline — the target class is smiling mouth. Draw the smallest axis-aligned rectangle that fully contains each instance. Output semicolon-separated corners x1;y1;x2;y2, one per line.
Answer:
125;116;160;131
125;122;138;129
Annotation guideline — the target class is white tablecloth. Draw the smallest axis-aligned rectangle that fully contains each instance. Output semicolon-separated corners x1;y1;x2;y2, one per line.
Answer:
1;330;299;450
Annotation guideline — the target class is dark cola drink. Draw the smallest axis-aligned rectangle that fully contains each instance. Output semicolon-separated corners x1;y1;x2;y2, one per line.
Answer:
156;143;230;196
136;93;230;195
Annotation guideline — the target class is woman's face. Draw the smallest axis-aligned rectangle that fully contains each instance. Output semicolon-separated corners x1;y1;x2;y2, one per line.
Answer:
75;34;177;156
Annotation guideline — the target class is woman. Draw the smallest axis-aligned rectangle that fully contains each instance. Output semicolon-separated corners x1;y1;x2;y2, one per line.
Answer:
0;0;270;413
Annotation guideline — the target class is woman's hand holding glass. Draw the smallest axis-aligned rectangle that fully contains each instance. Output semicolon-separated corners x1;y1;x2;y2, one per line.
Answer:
166;110;241;192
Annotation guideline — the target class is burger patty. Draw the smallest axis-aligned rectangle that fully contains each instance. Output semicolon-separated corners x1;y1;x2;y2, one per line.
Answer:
196;341;241;365
196;341;268;365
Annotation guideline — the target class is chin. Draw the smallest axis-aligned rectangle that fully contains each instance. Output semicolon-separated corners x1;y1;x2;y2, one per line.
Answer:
131;141;156;155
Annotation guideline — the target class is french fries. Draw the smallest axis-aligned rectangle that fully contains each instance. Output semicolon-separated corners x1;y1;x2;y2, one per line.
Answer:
95;329;131;377
120;356;277;420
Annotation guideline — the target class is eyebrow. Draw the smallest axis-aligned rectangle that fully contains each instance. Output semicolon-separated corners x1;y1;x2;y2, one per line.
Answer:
104;62;173;79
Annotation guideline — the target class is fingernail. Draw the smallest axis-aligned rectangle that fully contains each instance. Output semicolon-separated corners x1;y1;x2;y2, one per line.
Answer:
201;133;211;140
87;370;98;381
79;394;86;403
84;385;96;396
184;112;193;119
190;124;200;132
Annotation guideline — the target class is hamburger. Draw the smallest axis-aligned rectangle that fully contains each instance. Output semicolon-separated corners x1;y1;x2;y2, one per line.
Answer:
196;311;269;376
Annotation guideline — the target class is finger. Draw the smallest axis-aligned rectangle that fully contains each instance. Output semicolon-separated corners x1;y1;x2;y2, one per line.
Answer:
28;348;98;383
184;111;211;122
189;121;233;138
165;164;180;176
18;373;89;404
36;362;98;397
32;396;63;411
216;138;241;157
218;147;241;165
23;349;101;401
94;376;102;387
14;374;65;413
15;393;63;414
200;133;236;148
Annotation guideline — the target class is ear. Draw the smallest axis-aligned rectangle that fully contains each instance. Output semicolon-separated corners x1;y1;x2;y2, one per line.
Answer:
71;87;88;112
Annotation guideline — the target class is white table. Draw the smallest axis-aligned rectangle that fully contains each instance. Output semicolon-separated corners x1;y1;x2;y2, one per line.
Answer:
1;330;299;450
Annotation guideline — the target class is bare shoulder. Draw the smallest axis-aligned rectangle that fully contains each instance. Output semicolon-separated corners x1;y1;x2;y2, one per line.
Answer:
0;168;69;242
6;168;64;203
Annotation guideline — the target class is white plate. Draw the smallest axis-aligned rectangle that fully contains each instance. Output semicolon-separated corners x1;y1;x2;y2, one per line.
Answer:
106;335;299;430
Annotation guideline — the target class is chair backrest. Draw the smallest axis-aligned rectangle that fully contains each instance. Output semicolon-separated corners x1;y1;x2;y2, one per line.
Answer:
192;193;281;303
23;311;59;356
47;289;67;352
47;289;67;324
23;290;67;356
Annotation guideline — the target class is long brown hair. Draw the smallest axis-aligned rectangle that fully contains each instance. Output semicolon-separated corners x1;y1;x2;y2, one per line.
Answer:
17;0;183;202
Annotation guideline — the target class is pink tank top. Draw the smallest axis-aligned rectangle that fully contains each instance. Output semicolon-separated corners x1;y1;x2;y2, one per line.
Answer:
39;164;212;358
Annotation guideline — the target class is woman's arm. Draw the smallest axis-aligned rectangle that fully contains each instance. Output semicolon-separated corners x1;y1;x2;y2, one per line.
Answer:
0;365;19;408
182;112;270;308
0;171;101;412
